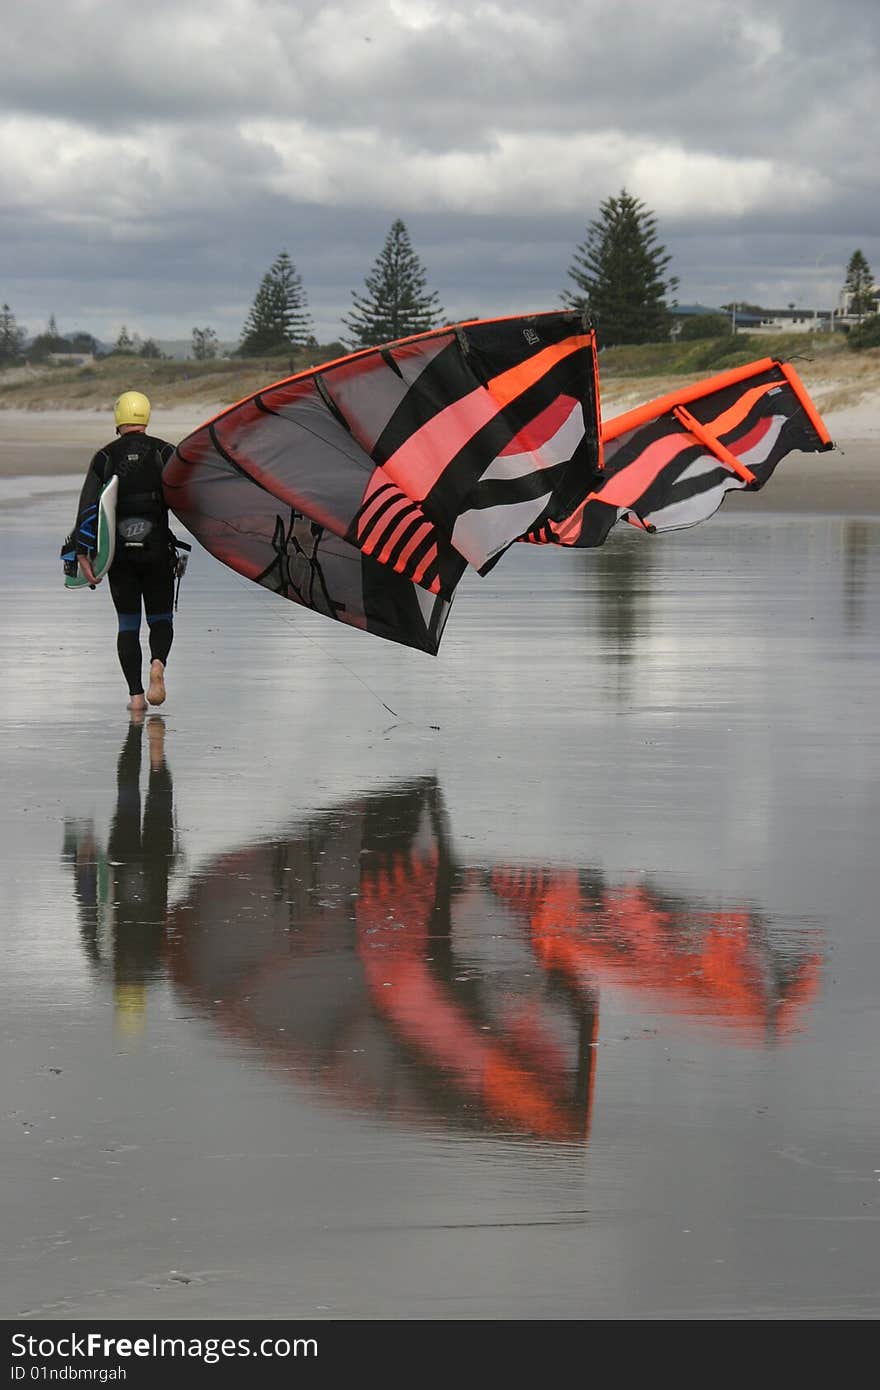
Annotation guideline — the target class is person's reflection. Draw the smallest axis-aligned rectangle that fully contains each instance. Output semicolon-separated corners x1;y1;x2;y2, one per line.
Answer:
166;777;822;1142
63;714;174;1037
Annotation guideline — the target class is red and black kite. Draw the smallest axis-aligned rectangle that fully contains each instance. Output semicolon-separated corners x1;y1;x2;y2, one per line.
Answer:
163;315;832;653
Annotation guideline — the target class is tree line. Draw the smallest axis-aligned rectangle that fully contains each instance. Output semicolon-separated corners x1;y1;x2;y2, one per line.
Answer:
2;195;878;368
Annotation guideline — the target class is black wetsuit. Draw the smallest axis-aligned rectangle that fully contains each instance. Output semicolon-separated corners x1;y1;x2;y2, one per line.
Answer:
75;432;176;696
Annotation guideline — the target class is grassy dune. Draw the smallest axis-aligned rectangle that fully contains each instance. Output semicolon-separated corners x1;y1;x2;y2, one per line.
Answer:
598;335;880;420
0;344;346;413
1;334;877;420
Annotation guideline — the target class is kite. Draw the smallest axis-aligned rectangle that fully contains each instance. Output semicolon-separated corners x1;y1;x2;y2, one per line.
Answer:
163;315;833;653
520;356;833;549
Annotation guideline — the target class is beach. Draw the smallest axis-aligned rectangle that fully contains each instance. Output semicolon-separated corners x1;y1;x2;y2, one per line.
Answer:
2;386;879;1321
1;386;877;513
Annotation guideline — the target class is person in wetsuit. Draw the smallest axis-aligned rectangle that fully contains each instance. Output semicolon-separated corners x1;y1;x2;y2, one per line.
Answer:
74;391;177;712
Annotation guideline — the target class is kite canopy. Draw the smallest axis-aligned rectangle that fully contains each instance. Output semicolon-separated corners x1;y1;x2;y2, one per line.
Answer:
163;311;601;653
522;357;833;549
163;318;833;655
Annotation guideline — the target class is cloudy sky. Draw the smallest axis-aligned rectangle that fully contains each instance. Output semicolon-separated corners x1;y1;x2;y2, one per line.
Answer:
2;0;877;344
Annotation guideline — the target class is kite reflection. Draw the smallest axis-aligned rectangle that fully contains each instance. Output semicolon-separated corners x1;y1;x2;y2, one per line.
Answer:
63;737;822;1139
165;777;822;1142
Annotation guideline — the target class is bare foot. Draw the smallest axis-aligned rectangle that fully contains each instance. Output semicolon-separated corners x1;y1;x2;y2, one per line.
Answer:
128;693;147;714
147;660;166;706
147;715;166;769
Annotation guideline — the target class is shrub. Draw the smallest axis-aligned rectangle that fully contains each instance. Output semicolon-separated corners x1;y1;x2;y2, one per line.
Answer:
677;313;732;341
690;334;756;370
847;314;880;351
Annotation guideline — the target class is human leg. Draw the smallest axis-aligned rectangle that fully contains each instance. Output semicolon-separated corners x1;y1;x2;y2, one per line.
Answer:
142;556;175;707
108;558;144;704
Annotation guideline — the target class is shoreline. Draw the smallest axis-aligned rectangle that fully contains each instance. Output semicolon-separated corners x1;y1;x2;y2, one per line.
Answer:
0;402;875;515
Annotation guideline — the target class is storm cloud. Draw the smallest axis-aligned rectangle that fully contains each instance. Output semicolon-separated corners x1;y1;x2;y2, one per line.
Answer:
1;0;876;341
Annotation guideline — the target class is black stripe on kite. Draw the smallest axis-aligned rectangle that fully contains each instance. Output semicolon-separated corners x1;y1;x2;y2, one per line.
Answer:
460;459;572;513
380;349;404;380
686;365;785;427
314;374;353;433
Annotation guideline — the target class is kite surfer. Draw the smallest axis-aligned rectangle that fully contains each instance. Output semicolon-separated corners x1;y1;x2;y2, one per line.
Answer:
72;391;183;711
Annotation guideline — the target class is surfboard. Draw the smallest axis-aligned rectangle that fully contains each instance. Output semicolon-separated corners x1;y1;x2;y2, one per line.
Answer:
65;475;118;588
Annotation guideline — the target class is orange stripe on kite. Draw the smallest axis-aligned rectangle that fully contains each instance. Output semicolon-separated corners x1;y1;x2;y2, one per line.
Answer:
357;485;410;539
702;381;780;440
383;387;496;499
358;492;414;547
591;334;605;472
586;430;697;508
673;406;757;484
411;546;439;587
778;361;833;446
486;334;593;410
601;358;777;442
554;500;588;544
397;525;434;573
375;516;433;568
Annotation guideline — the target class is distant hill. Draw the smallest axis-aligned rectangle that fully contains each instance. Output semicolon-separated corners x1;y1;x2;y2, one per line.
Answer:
21;337;237;361
153;340;238;361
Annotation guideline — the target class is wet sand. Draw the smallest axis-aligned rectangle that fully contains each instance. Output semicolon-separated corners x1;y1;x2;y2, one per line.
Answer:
2;440;880;1319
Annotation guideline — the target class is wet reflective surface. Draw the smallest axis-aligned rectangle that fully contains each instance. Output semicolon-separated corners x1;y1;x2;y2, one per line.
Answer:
2;492;880;1318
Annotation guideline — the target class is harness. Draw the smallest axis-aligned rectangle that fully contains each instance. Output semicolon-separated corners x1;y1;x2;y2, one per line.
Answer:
110;452;193;609
61;436;192;606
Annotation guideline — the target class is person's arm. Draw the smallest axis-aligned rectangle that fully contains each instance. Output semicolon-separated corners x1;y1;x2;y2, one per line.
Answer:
73;450;108;583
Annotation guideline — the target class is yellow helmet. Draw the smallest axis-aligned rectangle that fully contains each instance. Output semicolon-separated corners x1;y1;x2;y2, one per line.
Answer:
114;390;151;429
114;983;147;1038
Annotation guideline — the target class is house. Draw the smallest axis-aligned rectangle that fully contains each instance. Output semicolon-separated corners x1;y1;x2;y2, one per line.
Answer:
670;304;835;336
668;303;761;336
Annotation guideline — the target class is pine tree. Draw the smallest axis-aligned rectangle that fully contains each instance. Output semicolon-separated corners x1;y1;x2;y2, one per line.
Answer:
239;251;312;355
191;326;219;361
343;219;444;348
115;325;136;354
0;304;26;365
563;190;678;347
30;315;73;361
844;250;877;321
69;331;99;356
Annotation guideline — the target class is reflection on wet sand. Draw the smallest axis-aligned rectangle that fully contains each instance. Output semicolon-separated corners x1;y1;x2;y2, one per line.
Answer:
842;520;878;631
63;715;175;1036
63;736;823;1142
